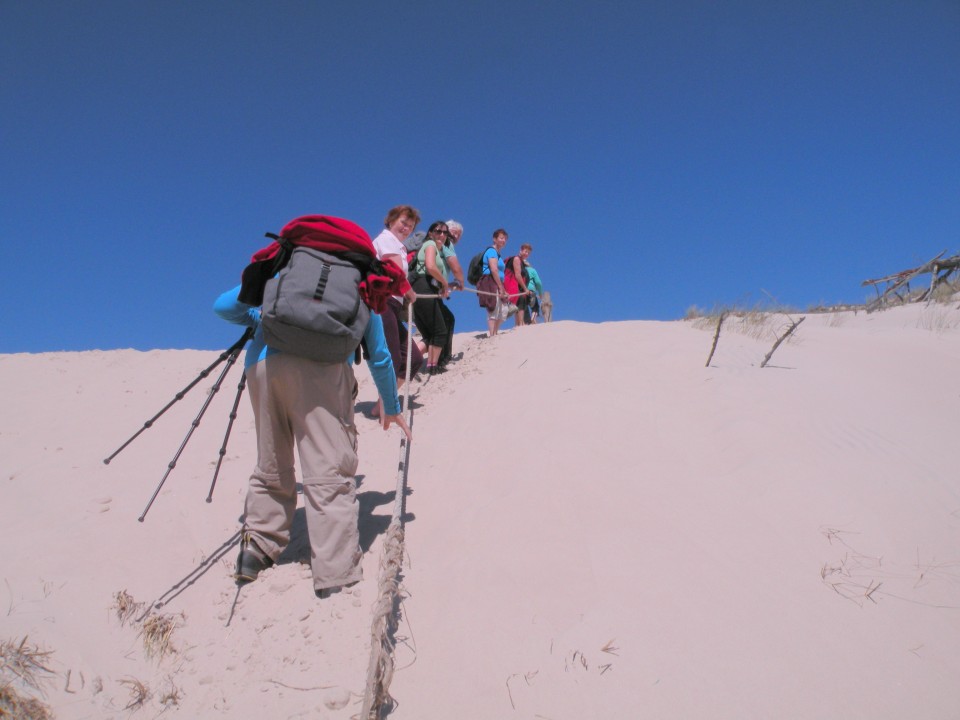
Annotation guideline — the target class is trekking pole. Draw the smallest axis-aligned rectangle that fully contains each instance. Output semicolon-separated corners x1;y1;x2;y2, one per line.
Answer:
137;328;252;522
205;369;247;503
103;328;254;465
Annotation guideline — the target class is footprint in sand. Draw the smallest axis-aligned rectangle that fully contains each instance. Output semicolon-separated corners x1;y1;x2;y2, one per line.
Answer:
88;497;112;514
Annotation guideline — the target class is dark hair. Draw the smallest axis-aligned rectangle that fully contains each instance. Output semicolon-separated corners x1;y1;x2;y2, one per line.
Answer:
427;221;449;235
492;228;508;240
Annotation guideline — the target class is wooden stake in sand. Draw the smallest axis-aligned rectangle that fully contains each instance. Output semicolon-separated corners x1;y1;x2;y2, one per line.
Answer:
705;311;727;367
760;316;805;368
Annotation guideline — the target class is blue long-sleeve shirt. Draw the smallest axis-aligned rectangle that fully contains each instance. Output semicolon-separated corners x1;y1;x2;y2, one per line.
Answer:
213;285;401;416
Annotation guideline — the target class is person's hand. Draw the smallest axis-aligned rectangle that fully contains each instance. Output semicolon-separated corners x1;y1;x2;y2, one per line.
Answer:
404;288;417;304
440;281;450;298
381;413;412;441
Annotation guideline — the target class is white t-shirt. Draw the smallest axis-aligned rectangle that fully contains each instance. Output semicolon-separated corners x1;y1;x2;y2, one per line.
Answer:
373;228;408;302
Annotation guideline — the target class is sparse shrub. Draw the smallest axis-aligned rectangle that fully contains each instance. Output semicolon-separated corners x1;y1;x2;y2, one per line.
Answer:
0;637;55;720
159;677;182;707
930;282;958;303
826;312;847;328
112;590;144;626
139;613;180;660
118;677;151;710
917;307;960;333
0;682;54;720
0;637;54;693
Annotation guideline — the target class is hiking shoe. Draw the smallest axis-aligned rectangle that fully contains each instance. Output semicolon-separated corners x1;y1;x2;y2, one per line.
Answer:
235;535;273;583
316;580;359;599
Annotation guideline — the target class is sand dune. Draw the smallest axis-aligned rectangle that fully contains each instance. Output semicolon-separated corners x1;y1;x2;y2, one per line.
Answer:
2;303;959;719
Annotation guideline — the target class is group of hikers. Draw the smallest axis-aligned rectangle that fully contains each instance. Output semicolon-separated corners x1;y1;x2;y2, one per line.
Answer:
373;205;547;388
212;205;546;599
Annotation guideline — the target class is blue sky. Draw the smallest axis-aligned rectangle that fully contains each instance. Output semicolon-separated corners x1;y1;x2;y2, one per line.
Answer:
2;1;958;352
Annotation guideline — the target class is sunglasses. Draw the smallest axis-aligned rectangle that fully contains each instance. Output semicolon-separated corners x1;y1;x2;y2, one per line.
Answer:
432;227;450;237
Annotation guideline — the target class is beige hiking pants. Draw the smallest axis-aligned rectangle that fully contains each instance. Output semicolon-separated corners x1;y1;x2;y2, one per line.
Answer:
244;353;361;591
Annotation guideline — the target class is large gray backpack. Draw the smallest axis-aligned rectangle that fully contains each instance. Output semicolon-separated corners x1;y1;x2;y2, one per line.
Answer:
260;246;370;364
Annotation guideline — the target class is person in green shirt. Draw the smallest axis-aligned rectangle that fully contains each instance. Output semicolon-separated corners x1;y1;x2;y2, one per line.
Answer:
522;259;543;323
410;221;453;374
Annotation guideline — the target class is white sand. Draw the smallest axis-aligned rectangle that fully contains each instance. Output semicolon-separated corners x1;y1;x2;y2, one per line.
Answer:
1;302;959;719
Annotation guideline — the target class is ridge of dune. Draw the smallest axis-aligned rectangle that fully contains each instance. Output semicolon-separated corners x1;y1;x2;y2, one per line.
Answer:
1;303;959;719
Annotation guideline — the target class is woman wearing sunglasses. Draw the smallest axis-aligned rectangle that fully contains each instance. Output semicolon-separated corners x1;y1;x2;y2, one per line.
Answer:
410;221;453;374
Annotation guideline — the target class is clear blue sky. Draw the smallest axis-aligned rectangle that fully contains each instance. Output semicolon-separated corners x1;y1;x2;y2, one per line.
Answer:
2;1;957;353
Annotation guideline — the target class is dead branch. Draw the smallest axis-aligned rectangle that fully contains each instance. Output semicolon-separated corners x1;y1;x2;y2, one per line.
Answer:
862;250;959;311
760;317;805;368
705;312;726;367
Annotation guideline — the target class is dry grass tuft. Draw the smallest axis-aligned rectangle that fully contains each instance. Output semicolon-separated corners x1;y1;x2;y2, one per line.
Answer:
0;637;55;720
112;589;144;627
684;304;707;320
0;682;54;720
0;637;54;693
929;282;958;303
139;613;180;660
158;677;182;707
688;303;795;341
826;311;848;328
118;676;151;710
917;306;960;333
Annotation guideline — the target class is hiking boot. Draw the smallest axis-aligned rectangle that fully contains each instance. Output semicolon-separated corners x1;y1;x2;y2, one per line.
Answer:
316;580;359;599
235;535;273;583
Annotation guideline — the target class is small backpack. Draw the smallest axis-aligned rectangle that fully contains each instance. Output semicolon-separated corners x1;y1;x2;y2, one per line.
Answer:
405;250;418;282
467;246;496;286
260;243;371;364
403;230;427;254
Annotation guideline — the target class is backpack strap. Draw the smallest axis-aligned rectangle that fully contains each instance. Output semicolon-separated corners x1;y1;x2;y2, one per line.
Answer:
313;261;332;301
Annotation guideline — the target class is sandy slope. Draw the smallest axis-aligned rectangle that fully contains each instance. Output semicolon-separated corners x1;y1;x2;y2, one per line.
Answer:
1;303;959;719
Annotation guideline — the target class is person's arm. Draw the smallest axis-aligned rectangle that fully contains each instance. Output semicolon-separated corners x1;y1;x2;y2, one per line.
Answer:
213;285;260;328
363;314;412;440
424;244;449;297
487;253;507;297
213;285;268;368
513;257;530;295
447;256;464;289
